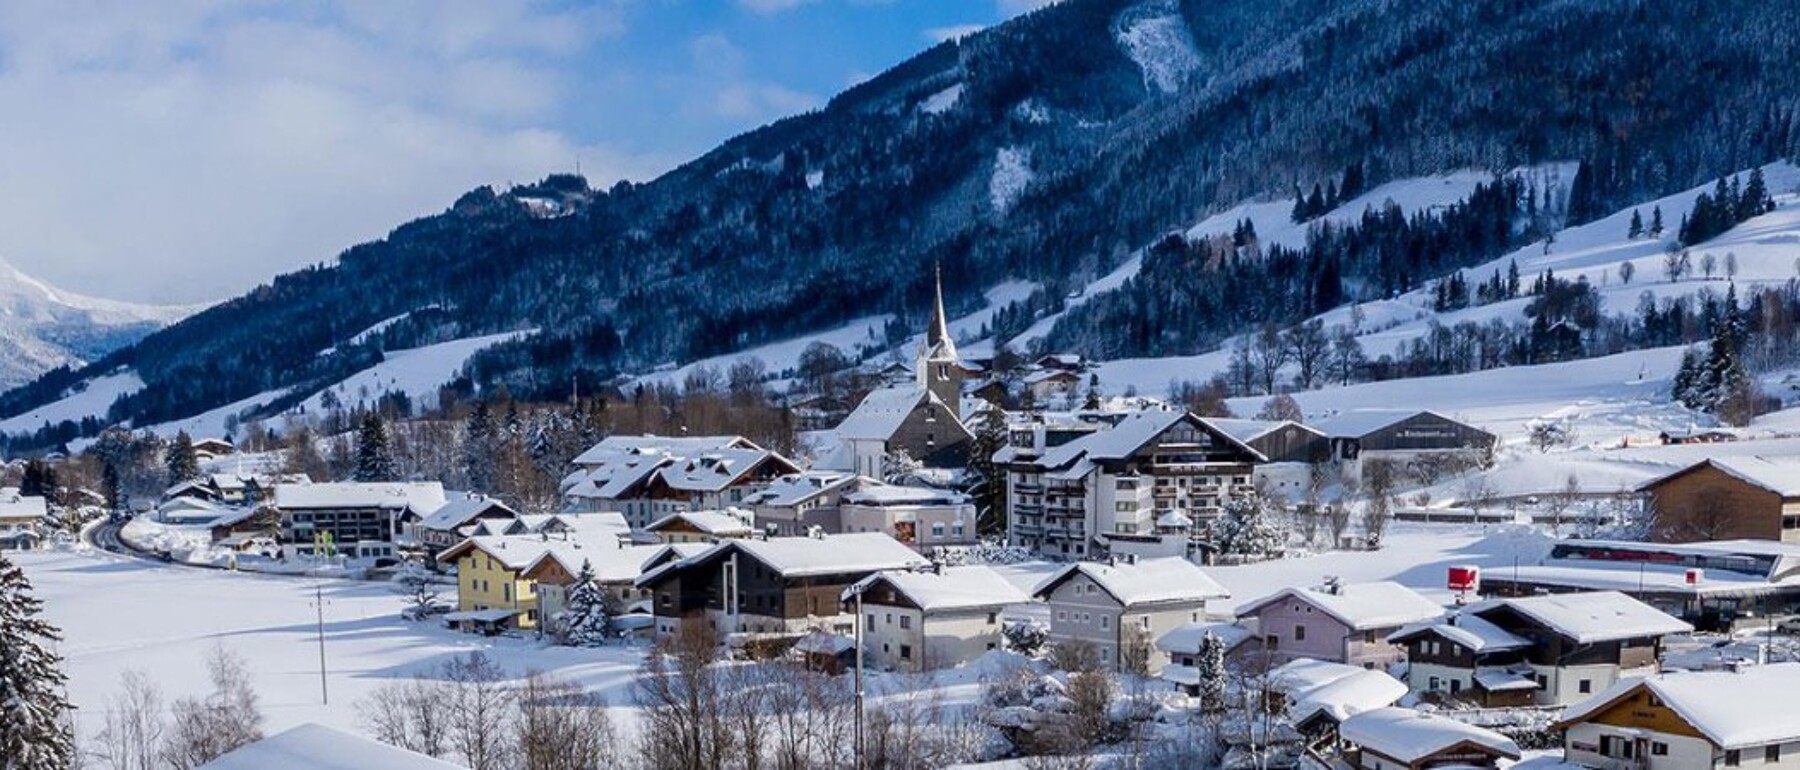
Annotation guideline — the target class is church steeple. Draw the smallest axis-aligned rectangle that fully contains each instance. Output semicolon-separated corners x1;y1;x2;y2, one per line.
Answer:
927;262;956;360
917;262;963;419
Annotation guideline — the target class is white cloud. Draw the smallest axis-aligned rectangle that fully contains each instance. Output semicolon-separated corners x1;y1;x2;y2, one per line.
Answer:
0;1;650;304
686;33;821;124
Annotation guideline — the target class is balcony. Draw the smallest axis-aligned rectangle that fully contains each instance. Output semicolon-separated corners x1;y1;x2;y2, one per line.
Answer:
1013;482;1044;494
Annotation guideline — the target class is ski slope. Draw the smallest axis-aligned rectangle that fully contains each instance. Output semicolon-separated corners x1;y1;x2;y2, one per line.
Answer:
0;370;143;435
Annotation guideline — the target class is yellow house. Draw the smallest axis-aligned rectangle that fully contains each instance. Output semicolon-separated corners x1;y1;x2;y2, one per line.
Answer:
437;537;576;631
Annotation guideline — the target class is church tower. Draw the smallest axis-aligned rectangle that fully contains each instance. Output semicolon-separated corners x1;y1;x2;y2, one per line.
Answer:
917;263;964;419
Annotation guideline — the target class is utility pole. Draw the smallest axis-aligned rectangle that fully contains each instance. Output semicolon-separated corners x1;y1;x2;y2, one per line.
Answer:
853;586;866;770
315;583;329;705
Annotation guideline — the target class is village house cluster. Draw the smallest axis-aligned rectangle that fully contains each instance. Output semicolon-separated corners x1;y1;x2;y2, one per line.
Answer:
76;277;1800;770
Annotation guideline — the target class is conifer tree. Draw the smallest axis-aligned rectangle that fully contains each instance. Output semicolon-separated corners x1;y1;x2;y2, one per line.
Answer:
1628;209;1643;239
966;405;1010;538
1196;632;1227;713
1650;205;1664;237
353;413;399;482
463;400;497;494
557;560;611;647
166;431;203;486
0;552;75;768
1213;491;1284;558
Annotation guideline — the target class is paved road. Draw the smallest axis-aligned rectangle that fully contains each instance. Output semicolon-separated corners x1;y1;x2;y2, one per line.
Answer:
84;517;162;562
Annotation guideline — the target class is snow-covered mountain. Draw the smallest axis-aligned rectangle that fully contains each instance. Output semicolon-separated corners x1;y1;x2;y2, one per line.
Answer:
0;259;198;389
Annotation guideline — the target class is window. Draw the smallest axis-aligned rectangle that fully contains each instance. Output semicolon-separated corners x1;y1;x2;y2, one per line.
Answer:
900;616;912;630
885;613;893;625
1141;616;1151;630
1726;749;1741;766
900;644;912;660
865;614;874;631
1364;631;1377;643
1448;679;1460;694
1100;616;1110;630
987;613;998;625
1428;676;1440;691
1578;679;1591;694
1769;745;1782;763
1651;742;1668;756
1057;610;1067;621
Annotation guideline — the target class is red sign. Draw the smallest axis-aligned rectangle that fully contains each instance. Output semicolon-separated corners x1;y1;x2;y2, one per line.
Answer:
1448;565;1480;592
1686;568;1704;585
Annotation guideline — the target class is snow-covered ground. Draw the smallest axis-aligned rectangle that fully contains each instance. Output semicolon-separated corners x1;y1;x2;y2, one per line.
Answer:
20;521;1555;748
1114;0;1201;95
0;370;143;434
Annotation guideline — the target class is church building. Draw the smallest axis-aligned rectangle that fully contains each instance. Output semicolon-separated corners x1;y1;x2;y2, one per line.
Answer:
834;267;973;477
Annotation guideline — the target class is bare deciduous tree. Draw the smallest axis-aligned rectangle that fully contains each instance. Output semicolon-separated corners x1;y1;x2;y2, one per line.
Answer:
515;672;622;770
98;670;165;770
443;651;516;770
162;647;263;770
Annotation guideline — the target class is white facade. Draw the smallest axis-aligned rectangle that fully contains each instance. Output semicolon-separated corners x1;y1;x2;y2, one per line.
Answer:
859;605;1003;673
1042;571;1209;674
1563;723;1720;769
1531;661;1647;707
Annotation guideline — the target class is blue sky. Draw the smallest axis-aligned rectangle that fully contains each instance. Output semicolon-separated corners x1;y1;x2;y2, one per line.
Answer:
0;0;1055;304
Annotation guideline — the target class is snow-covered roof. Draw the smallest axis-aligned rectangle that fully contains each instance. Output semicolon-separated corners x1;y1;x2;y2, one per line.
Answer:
657;449;794;493
792;630;854;655
1205;417;1305;444
1236;581;1444;631
1497;562;1793;598
743;471;863;507
1155;510;1194;528
418;497;517;533
1035;408;1266;472
572;434;758;466
1035;557;1230;607
1310;409;1422;438
273;482;445;513
196;723;466;770
1556;663;1800;750
1643;457;1800;497
843;485;967;507
208;473;247;491
0;493;47;520
835;385;935;441
1271;659;1407;725
644;533;930;585
645;509;754;537
850;566;1031;613
1340;707;1520;762
1387;613;1533;653
1470;590;1692;644
1156;621;1255;654
732;532;930;578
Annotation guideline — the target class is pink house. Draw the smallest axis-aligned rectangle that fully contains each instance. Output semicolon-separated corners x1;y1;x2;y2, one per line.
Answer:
1235;580;1444;670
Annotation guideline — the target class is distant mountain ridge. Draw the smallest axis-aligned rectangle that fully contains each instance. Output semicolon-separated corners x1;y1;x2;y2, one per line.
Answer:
0;259;198;390
6;0;1800;445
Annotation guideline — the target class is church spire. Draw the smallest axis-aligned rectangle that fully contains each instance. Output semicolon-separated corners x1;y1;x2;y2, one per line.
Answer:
927;262;956;360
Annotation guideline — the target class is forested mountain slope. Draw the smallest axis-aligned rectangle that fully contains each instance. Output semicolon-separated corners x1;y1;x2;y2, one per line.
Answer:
7;0;1800;443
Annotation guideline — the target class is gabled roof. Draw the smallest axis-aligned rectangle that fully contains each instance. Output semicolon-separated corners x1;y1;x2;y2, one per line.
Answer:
645;509;755;537
1201;418;1318;445
742;471;865;507
1468;590;1692;644
196;723;466;770
1311;409;1480;440
273;482;446;513
1156;621;1256;654
0;493;47;520
1236;581;1443;631
419;497;518;533
655;449;798;494
639;532;930;586
836;385;954;441
1555;663;1800;750
1639;456;1800;497
1034;409;1266;472
1034;557;1230;607
571;435;759;466
1386;613;1533;653
851;566;1031;613
1340;707;1520;763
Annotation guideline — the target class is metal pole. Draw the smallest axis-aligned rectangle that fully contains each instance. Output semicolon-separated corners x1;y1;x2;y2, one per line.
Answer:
315;583;329;705
854;588;865;770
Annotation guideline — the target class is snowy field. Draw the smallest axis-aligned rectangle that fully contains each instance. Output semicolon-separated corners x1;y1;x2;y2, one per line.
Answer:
18;522;1553;748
